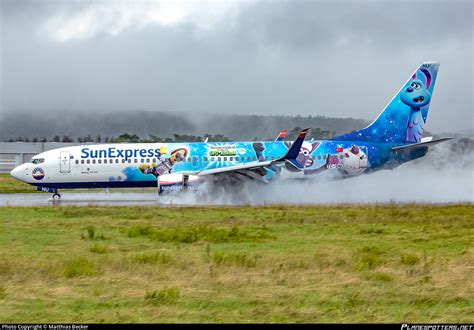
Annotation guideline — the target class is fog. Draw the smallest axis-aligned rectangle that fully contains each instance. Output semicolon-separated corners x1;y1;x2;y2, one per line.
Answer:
1;0;473;133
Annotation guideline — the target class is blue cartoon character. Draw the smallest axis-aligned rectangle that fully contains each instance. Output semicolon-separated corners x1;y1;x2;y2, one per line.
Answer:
401;68;432;143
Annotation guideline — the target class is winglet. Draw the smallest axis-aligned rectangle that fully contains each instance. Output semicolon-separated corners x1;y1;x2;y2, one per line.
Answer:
275;130;288;142
276;128;310;169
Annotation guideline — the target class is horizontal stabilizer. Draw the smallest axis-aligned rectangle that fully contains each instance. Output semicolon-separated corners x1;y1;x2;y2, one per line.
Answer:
392;137;452;153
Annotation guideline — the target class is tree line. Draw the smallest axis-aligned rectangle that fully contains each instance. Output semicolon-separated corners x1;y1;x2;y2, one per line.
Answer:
5;127;337;143
0;111;368;142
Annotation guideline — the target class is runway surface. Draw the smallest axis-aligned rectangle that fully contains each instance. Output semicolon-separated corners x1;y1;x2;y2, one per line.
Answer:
0;192;176;207
1;171;472;206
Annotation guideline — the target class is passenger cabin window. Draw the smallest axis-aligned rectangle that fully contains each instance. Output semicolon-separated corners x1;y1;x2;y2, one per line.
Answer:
81;160;84;164
116;159;119;163
104;159;107;164
75;160;79;164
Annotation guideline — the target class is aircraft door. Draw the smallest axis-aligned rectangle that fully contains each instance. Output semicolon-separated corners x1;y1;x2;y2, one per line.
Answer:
60;151;71;173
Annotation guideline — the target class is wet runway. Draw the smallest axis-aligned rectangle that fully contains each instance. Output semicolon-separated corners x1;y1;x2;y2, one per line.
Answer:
0;192;177;207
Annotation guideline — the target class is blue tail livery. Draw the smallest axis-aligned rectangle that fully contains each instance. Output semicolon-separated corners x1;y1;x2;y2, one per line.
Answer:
333;62;440;144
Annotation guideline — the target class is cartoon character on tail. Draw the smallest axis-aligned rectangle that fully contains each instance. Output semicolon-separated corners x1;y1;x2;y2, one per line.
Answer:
401;68;432;143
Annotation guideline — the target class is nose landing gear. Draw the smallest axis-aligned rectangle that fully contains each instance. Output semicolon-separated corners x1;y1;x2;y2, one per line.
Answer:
52;193;61;200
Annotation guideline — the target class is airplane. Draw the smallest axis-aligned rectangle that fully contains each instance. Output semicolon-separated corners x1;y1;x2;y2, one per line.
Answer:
10;62;451;199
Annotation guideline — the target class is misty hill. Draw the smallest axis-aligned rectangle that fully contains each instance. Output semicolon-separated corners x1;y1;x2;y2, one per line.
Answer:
0;111;369;141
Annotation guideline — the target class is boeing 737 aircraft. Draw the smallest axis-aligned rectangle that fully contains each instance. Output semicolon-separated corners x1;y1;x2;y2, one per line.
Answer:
10;62;451;199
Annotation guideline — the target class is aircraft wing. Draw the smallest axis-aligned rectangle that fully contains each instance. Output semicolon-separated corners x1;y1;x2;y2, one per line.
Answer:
180;128;310;182
180;160;273;177
392;137;452;153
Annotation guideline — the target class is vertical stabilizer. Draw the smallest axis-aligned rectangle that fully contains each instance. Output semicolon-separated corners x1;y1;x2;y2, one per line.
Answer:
333;62;440;143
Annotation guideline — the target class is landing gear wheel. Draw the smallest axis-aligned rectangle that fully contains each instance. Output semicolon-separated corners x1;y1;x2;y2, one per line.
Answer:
52;193;61;200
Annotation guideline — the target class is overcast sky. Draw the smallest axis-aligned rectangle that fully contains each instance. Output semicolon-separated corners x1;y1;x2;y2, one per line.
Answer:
1;0;472;132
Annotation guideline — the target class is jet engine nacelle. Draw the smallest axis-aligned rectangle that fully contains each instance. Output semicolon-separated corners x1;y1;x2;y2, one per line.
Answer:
158;173;201;194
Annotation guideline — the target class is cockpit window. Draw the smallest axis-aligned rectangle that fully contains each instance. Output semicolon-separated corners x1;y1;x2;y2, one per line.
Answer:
30;158;45;164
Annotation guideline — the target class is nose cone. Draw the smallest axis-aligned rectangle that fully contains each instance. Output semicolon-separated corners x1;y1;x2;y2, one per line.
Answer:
10;165;24;181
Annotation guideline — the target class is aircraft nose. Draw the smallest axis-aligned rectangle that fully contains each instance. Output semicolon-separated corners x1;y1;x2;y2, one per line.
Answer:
10;165;24;181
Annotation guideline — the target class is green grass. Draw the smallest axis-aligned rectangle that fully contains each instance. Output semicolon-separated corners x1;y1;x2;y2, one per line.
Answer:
0;204;472;323
0;173;38;193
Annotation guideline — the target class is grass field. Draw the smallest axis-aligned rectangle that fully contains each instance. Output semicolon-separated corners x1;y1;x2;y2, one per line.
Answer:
0;173;38;193
0;204;472;323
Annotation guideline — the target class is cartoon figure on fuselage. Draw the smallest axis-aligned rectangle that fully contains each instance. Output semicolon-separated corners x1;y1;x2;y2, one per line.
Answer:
139;148;187;177
340;145;368;176
401;75;431;143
